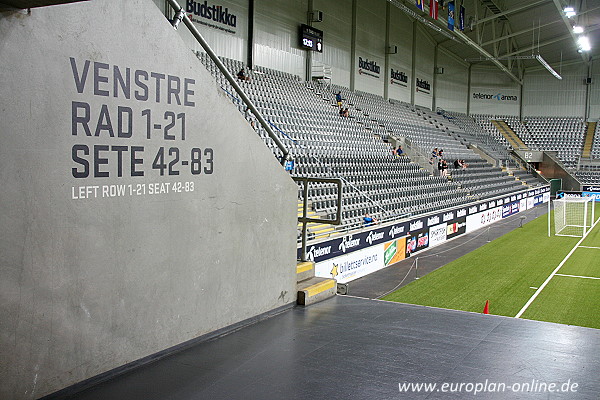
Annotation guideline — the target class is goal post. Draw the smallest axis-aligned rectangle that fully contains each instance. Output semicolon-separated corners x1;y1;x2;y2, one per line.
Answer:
553;196;595;237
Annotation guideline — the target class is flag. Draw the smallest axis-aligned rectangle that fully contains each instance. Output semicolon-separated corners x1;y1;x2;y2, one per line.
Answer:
416;0;423;11
429;0;439;20
448;1;455;31
459;4;465;31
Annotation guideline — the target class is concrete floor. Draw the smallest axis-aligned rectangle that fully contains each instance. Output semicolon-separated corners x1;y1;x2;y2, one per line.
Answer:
49;206;600;399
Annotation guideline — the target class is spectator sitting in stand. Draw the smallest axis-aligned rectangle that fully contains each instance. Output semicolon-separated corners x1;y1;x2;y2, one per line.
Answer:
395;145;404;157
453;159;461;169
363;213;378;227
342;108;350;117
441;159;449;177
237;68;250;82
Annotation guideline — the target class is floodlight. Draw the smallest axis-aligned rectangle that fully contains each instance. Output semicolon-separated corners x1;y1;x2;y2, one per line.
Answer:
578;36;591;52
564;6;576;18
573;25;584;34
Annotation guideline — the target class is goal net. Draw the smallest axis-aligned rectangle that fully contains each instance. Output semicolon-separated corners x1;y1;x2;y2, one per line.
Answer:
553;197;595;237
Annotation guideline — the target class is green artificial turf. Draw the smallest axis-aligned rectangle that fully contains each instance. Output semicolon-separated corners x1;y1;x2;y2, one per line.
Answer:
382;203;600;329
520;277;600;329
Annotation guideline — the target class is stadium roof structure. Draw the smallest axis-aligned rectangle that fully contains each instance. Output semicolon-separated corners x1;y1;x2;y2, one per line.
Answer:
392;0;600;83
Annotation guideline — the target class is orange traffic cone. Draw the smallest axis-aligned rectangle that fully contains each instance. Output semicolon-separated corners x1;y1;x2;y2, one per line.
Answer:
483;300;489;314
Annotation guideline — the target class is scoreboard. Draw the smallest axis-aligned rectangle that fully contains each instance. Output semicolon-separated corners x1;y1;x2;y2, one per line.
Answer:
299;24;323;52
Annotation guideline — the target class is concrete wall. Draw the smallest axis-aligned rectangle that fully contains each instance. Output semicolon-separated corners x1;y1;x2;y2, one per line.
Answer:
0;1;298;399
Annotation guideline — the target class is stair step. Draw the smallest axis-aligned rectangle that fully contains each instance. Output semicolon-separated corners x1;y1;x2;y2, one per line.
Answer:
297;277;336;306
296;261;314;282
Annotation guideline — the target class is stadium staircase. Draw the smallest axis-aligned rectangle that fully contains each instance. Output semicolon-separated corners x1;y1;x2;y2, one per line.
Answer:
491;120;528;150
582;121;596;159
298;200;335;239
296;260;336;306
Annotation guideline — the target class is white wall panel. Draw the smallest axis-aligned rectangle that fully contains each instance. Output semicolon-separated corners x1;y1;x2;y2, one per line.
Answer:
435;49;468;113
313;0;353;88
177;0;248;62
470;66;520;116
587;61;600;119
414;27;435;110
387;7;412;103
522;64;587;117
353;0;386;96
254;0;307;77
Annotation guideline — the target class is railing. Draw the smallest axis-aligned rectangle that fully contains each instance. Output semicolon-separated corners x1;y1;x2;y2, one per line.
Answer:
166;0;290;165
294;177;342;261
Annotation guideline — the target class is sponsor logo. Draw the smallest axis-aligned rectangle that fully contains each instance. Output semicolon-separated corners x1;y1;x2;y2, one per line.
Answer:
429;225;446;244
417;233;429;247
479;203;488;211
443;212;454;222
384;241;397;265
390;69;408;86
488;201;496;208
366;230;385;245
469;206;478;214
472;92;518;102
186;0;237;27
339;254;378;273
306;245;331;261
417;78;431;92
358;57;380;78
427;216;440;226
410;220;424;231
457;208;467;217
339;235;361;253
389;225;405;238
447;221;466;236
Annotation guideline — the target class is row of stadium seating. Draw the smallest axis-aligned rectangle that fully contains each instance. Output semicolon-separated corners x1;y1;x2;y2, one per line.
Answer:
196;53;547;233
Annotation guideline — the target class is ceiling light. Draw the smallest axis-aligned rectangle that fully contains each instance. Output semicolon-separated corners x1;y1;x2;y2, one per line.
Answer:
578;36;591;51
564;6;576;18
535;55;563;80
573;25;584;34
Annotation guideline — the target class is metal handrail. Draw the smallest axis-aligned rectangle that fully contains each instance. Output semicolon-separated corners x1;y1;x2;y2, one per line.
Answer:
294;177;342;261
166;0;290;165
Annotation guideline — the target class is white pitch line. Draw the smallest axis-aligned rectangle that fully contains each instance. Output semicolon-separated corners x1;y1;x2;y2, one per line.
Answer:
515;218;600;319
555;273;600;280
578;246;600;250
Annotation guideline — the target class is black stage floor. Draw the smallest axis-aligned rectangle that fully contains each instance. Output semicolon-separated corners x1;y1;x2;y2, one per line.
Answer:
57;206;600;399
60;297;599;399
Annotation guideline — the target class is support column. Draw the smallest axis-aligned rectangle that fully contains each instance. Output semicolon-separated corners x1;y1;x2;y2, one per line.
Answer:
305;0;313;82
246;0;254;69
466;64;472;115
584;61;593;120
519;76;524;120
432;44;438;112
350;0;358;91
384;2;391;100
410;21;417;106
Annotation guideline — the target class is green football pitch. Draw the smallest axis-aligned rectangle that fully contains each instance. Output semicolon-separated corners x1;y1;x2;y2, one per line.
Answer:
382;202;600;329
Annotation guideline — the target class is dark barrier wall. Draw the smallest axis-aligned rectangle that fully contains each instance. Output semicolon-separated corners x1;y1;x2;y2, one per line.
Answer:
0;1;297;398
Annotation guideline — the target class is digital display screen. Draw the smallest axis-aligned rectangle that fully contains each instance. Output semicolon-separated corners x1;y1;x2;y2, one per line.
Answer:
299;24;323;52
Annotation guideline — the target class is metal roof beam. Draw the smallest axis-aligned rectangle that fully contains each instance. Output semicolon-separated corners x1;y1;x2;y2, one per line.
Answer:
481;19;562;46
475;0;552;25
